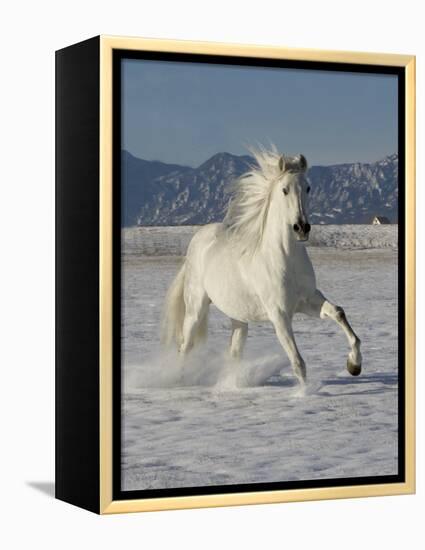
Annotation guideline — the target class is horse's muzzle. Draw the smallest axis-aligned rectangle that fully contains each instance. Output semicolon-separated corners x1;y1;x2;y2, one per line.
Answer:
293;221;311;241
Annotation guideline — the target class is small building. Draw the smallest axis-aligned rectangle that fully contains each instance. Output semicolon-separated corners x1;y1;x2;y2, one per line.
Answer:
372;215;391;225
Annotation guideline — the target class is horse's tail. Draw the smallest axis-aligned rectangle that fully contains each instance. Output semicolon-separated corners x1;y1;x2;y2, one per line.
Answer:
161;262;187;348
161;261;209;350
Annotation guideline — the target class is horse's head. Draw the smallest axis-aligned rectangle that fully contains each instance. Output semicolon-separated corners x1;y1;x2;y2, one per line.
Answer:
224;147;312;254
275;154;311;241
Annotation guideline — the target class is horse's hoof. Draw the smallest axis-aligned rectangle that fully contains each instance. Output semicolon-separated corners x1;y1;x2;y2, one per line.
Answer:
347;358;361;376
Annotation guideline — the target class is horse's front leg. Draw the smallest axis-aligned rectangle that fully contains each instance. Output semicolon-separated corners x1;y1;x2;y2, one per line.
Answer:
298;289;362;376
268;309;306;385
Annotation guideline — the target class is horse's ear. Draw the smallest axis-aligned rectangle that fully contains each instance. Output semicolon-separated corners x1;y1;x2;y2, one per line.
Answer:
278;155;286;172
299;154;308;171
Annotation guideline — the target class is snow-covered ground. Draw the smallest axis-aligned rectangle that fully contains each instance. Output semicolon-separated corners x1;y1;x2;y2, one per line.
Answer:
121;227;398;491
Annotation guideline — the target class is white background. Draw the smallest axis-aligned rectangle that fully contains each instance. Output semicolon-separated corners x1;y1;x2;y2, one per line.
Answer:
0;0;422;548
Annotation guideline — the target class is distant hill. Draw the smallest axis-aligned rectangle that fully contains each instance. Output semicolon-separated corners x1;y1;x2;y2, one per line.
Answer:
121;151;192;226
121;150;398;226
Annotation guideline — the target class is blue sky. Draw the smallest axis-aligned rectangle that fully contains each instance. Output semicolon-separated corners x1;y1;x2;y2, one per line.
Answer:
122;58;398;168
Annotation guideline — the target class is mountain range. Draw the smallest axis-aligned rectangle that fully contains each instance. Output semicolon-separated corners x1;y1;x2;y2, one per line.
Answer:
122;150;398;226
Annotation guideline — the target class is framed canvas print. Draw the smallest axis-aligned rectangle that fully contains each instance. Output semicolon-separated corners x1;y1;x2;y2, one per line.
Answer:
55;35;415;514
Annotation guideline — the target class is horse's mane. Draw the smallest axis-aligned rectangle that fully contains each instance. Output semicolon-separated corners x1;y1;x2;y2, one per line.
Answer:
223;145;306;255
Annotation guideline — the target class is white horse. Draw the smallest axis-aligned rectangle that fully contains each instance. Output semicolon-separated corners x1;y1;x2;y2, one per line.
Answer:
161;147;362;385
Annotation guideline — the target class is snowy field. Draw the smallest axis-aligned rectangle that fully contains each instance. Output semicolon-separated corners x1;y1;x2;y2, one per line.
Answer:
121;226;398;491
123;223;397;256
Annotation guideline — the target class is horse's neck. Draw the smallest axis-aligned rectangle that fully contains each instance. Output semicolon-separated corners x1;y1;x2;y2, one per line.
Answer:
261;207;298;260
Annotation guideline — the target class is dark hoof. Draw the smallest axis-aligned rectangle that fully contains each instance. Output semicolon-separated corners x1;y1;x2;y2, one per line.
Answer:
347;359;361;376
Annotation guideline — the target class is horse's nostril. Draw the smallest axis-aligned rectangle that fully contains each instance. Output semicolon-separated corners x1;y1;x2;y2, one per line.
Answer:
305;223;311;233
293;223;300;232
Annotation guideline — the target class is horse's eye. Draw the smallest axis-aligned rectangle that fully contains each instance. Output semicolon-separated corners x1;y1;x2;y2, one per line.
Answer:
306;186;311;194
282;187;289;196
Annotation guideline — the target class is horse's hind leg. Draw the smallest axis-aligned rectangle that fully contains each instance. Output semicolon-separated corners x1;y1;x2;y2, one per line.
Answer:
229;319;248;359
179;294;209;355
298;290;362;376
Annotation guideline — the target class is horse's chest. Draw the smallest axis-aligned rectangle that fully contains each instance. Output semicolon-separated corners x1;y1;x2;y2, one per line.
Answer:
290;261;315;292
290;249;316;290
270;253;316;311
